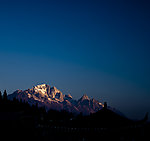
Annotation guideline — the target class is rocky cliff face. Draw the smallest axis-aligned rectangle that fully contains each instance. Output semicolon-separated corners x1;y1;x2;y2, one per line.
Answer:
8;84;104;115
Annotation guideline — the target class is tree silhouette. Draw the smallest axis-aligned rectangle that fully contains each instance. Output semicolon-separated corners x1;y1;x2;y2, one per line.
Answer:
104;102;107;109
3;90;7;102
0;91;2;102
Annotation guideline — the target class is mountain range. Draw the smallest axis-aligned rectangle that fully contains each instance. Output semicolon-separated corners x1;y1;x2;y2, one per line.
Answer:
8;84;104;115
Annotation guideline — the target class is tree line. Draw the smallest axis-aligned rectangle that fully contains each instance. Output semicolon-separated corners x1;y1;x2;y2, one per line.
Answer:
0;90;149;141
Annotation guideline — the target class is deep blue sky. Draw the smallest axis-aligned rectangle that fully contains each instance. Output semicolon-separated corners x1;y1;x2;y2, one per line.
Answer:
0;0;150;119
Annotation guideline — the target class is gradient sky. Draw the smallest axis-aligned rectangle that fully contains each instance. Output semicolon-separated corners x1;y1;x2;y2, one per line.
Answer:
0;0;150;119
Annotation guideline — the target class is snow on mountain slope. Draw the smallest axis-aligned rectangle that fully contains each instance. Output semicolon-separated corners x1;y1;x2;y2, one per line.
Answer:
8;84;104;115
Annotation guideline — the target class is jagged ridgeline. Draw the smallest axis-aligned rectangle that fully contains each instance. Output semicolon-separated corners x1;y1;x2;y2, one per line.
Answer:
8;84;104;115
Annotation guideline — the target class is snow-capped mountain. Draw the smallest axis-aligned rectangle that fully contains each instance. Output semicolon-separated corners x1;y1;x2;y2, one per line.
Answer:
8;84;104;115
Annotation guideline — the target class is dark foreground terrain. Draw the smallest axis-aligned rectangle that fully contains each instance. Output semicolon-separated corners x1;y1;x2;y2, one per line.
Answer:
0;92;149;141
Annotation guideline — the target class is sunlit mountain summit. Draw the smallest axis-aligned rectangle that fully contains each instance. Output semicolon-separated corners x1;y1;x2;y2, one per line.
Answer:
8;84;104;115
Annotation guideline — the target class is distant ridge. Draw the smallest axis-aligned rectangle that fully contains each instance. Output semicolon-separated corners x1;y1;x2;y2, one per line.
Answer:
8;84;104;115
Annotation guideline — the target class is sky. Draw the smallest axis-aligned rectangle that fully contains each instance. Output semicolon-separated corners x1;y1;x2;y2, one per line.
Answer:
0;0;150;119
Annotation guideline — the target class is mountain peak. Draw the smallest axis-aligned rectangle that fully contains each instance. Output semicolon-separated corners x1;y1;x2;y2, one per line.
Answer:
33;84;50;95
51;86;57;90
80;94;90;101
34;83;49;88
64;94;72;100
